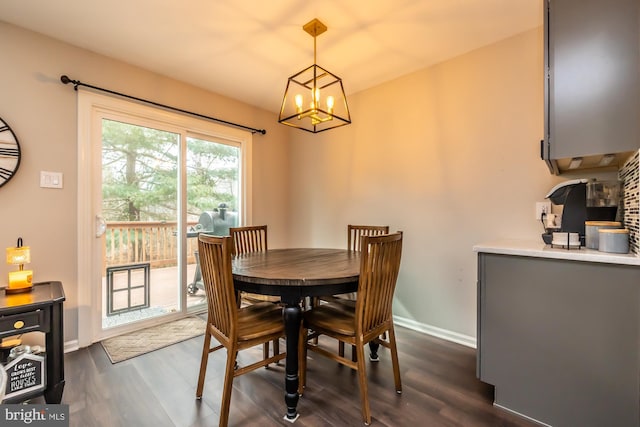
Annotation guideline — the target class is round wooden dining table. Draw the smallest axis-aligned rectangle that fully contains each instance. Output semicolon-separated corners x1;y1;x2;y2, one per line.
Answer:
232;248;361;421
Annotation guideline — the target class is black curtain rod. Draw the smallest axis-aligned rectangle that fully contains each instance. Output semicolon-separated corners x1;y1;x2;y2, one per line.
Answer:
60;75;266;135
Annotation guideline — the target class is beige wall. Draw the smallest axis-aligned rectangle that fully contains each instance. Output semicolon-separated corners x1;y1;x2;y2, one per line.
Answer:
2;21;586;345
0;22;291;343
287;27;564;340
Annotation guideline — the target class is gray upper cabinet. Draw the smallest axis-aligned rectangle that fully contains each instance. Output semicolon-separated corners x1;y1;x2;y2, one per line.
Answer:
543;0;640;174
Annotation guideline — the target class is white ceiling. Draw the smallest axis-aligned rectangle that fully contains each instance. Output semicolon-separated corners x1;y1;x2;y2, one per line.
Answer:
1;0;542;113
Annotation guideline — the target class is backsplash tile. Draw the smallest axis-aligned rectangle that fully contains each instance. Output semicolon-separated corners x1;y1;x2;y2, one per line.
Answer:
619;150;639;255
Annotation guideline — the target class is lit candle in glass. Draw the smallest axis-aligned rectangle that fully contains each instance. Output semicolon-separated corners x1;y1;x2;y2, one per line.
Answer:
6;238;33;294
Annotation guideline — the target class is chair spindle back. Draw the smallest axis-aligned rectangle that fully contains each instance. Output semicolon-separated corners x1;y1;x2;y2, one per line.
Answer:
348;224;390;252
230;225;268;256
356;232;403;334
198;234;237;343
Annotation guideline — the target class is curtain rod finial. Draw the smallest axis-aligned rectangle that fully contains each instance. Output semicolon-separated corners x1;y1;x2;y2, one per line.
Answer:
60;75;80;90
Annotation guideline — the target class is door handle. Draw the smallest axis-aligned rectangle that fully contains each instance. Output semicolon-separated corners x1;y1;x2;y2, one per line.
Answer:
96;215;107;237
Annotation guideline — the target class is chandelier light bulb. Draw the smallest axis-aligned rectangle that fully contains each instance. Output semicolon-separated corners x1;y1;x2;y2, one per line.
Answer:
326;96;334;113
313;88;320;106
295;94;304;113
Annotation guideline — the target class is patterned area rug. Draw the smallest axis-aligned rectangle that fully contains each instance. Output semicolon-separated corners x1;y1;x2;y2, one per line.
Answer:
101;316;207;363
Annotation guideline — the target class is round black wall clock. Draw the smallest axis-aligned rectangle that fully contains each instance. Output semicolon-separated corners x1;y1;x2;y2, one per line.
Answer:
0;116;21;188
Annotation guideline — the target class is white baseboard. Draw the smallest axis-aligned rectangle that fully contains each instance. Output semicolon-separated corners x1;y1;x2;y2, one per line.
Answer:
493;403;551;427
393;315;477;349
62;318;475;353
64;339;79;353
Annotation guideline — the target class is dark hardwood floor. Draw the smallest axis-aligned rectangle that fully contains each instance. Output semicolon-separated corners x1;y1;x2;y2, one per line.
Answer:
46;326;537;426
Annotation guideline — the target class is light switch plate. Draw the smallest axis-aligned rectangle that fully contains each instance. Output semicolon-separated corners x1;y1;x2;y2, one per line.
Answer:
40;171;63;189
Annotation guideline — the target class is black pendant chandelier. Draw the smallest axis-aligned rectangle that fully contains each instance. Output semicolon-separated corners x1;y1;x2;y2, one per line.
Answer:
278;19;351;133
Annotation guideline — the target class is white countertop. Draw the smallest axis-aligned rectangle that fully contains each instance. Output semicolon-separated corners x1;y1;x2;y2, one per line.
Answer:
474;239;640;266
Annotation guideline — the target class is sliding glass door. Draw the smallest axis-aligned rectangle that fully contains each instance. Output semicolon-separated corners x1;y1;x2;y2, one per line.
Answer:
77;91;251;343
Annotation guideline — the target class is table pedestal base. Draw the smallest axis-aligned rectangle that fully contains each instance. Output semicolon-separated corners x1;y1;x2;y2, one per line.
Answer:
283;299;302;421
283;413;300;423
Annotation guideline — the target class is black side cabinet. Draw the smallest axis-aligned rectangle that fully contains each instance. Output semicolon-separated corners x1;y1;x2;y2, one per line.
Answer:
0;281;65;403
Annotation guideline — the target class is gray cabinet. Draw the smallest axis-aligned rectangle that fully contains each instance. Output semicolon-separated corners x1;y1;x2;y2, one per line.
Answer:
543;0;640;172
477;253;640;426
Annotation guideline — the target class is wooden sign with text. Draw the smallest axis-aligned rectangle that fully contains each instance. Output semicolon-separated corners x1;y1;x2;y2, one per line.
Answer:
3;353;46;401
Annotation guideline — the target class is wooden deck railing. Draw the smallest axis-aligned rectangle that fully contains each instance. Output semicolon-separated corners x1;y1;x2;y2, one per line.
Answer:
104;221;199;269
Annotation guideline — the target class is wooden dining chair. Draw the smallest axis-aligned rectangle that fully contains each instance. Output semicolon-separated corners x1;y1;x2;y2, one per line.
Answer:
318;224;390;357
317;225;389;304
229;225;268;258
348;224;391;252
195;234;286;427
299;232;403;425
229;225;281;358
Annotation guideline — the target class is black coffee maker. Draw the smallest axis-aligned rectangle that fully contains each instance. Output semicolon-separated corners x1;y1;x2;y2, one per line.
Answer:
542;179;621;245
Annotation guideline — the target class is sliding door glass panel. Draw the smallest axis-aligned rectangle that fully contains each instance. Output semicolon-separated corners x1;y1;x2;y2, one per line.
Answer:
185;135;240;307
101;119;180;329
